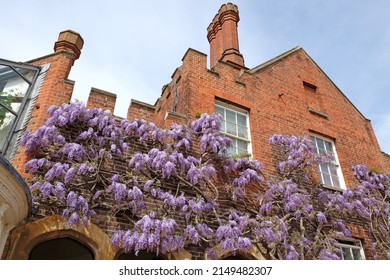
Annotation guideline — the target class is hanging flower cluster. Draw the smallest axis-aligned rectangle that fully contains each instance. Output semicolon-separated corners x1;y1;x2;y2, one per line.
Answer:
21;101;390;259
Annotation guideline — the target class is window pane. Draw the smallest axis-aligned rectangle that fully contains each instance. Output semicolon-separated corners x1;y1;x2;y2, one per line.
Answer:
319;164;331;185
13;67;36;83
0;109;16;150
329;165;338;176
319;163;330;174
324;140;333;153
352;248;362;260
226;110;235;123
215;106;225;132
342;247;353;260
0;67;29;114
226;122;236;136
237;125;248;139
228;142;237;155
220;120;226;132
322;173;332;186
317;138;325;152
331;175;340;188
215;106;224;117
336;249;343;260
237;139;248;154
0;91;15;108
237;114;246;126
328;165;340;188
227;147;235;155
215;103;250;157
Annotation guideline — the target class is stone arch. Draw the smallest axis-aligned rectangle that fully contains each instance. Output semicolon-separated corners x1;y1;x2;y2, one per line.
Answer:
6;215;116;259
219;251;256;260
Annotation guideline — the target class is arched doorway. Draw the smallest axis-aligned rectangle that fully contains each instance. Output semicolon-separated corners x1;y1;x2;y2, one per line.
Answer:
29;237;94;260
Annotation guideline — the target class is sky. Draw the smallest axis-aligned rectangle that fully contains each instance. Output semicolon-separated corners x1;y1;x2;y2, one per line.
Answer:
2;0;389;153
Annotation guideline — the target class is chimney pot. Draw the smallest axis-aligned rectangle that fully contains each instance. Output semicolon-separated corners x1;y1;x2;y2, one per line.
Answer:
54;30;84;61
207;3;244;68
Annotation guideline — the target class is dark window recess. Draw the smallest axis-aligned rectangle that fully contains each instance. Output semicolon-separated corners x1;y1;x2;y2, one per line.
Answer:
173;80;178;112
29;237;94;260
303;81;317;92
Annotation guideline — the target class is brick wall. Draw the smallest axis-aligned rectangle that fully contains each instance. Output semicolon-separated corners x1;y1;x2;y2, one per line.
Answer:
87;87;117;112
11;31;84;177
381;152;390;174
127;99;156;123
155;47;388;184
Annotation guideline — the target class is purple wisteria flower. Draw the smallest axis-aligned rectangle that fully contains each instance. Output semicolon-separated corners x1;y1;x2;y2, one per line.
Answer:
20;101;390;260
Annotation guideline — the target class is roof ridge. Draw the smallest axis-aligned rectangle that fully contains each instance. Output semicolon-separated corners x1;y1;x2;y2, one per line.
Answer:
249;46;301;73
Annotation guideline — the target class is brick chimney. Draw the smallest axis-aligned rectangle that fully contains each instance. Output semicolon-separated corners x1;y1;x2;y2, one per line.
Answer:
207;3;244;68
54;30;84;64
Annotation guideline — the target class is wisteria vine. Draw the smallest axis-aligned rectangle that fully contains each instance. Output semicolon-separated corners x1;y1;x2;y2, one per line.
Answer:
20;101;390;259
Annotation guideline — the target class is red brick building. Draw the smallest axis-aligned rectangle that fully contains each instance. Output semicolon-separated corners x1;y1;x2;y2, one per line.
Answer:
128;3;389;184
0;3;389;260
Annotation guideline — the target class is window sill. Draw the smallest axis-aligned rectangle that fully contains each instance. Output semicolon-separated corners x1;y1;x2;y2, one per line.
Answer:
320;184;345;192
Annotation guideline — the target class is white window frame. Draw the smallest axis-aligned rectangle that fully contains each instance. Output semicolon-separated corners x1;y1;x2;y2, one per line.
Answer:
336;239;365;260
215;101;251;156
0;59;46;160
310;134;346;190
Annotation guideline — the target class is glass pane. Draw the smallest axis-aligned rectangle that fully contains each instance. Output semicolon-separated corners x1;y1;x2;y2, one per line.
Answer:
220;120;226;133
316;138;325;150
329;165;338;176
237;114;246;126
237;139;247;154
322;173;332;186
227;147;236;155
319;164;332;186
229;138;237;154
329;165;340;187
317;139;326;155
0;66;29;114
319;163;330;174
0;109;16;150
226;109;235;123
352;248;362;260
0;91;15;108
324;140;333;153
14;66;36;83
336;248;343;260
226;122;237;136
1;91;23;114
237;125;248;139
342;247;353;260
216;107;226;132
331;175;340;188
215;106;224;117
